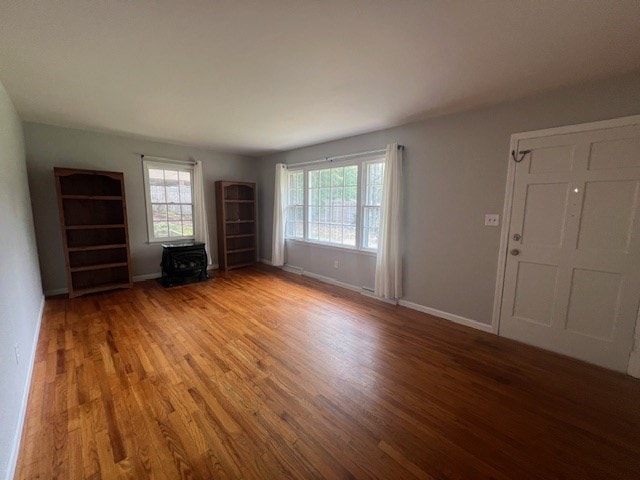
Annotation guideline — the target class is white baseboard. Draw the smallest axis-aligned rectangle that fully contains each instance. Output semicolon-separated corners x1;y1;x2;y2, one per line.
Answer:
43;287;68;296
283;264;491;334
45;264;220;296
282;264;303;275
132;272;162;282
361;287;398;305
628;350;640;378
283;264;358;292
300;270;361;293
398;299;493;333
6;295;45;480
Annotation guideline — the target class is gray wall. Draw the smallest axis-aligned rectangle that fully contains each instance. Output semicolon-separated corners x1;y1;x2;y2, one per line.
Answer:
0;82;43;480
258;70;640;326
24;123;257;294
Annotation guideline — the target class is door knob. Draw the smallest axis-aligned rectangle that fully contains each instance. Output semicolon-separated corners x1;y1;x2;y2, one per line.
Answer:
510;249;520;256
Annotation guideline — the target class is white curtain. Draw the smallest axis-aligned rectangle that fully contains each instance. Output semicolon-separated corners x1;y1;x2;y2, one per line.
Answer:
374;143;403;300
271;163;288;266
193;161;211;265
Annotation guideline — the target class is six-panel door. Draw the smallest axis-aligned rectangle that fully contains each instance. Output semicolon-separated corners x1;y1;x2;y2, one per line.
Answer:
499;124;640;371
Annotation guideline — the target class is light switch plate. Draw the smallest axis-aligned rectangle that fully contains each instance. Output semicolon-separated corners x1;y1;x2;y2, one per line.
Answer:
485;214;500;227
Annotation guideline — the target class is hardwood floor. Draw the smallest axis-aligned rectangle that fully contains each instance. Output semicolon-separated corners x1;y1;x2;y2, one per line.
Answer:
15;266;640;479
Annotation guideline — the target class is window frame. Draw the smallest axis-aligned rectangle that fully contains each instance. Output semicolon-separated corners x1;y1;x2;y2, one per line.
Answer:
285;154;385;253
142;159;196;244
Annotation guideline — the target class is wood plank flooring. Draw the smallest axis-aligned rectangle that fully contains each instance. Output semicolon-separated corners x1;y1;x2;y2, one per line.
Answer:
15;266;640;479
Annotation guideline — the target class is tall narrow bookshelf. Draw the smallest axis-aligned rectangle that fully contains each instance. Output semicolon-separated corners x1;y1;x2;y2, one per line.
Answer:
54;168;133;298
215;181;257;270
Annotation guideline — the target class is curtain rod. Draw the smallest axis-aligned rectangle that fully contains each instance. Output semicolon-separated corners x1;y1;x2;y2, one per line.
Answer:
139;154;196;165
286;145;404;168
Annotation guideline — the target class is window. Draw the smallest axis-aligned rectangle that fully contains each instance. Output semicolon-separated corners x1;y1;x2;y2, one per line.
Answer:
362;161;385;250
143;161;194;242
308;165;358;246
286;170;304;239
285;155;384;251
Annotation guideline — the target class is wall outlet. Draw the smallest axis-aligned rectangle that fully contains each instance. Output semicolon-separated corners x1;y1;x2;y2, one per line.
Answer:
484;214;500;227
334;260;340;269
14;344;20;365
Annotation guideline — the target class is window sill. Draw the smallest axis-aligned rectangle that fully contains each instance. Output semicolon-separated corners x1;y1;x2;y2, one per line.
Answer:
147;238;196;245
285;238;377;257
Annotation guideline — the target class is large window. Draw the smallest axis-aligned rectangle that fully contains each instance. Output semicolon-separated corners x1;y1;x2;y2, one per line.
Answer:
285;156;384;251
143;160;195;242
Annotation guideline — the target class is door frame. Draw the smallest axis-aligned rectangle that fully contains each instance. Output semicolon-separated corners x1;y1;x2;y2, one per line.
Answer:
491;114;640;335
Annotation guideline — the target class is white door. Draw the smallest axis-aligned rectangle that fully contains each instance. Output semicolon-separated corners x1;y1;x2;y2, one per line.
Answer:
499;123;640;372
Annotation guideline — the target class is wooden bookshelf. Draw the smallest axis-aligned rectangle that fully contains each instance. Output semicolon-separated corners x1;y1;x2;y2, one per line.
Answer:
215;181;257;270
54;167;133;298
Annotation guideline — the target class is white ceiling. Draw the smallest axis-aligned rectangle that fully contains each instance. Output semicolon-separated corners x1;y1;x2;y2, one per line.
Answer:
1;1;640;156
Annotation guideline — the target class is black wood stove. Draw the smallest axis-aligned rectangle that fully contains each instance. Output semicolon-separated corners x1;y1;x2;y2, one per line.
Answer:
159;242;209;287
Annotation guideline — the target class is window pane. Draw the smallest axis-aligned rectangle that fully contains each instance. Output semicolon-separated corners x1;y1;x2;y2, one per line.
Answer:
320;170;331;187
363;206;381;249
331;187;343;205
372;185;383;205
319;188;330;206
322;206;333;223
168;204;182;237
164;170;179;204
179;171;192;203
344;226;356;246
345;186;357;205
152;204;168;238
309;222;319;240
309;170;319;188
318;224;330;242
182;221;193;236
371;163;382;182
345;206;357;226
149;169;166;203
331;167;344;186
181;204;193;222
360;161;384;248
309;188;318;206
285;171;304;238
308;206;318;223
150;185;166;203
331;206;343;223
165;170;178;181
330;225;342;243
364;228;378;250
149;168;165;180
344;165;358;186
